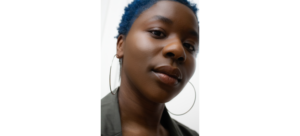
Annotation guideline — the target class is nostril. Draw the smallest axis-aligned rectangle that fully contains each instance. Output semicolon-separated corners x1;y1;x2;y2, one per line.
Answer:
178;57;184;61
166;52;174;57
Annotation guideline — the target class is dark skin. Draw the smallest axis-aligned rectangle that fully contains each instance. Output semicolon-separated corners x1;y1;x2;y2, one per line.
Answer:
116;1;198;136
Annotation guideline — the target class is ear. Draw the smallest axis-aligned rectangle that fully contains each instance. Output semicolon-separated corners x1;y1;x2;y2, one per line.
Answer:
116;35;125;59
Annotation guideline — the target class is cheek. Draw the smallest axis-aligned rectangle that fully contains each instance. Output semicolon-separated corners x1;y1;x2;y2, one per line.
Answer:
125;32;159;62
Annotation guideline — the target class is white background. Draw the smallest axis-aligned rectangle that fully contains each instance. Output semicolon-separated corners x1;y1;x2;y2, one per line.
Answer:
0;0;299;136
0;0;101;135
200;0;300;136
101;0;200;133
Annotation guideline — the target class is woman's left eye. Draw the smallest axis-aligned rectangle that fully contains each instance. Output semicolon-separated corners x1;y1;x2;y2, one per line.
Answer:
183;43;195;52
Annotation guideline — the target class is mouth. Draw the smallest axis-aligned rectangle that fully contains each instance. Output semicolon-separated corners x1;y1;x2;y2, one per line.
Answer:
152;65;182;86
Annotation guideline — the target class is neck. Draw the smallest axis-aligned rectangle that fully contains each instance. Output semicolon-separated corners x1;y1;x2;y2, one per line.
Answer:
118;78;166;134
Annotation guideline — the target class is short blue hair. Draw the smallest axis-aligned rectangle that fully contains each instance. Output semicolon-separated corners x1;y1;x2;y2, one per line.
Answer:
116;0;198;38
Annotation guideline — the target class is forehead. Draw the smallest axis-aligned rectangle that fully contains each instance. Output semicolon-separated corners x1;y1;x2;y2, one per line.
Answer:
132;1;198;32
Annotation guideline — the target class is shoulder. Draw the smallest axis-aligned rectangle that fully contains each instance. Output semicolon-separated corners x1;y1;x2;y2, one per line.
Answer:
101;89;122;136
101;91;114;105
172;119;199;136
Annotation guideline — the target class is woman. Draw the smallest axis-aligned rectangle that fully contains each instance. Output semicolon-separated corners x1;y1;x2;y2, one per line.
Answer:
102;0;199;135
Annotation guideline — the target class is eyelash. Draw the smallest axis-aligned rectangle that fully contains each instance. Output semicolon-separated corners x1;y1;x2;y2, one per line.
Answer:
183;43;195;52
149;30;165;38
149;30;196;52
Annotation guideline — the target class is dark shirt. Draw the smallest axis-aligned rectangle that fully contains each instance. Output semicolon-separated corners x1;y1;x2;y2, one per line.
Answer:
101;88;199;136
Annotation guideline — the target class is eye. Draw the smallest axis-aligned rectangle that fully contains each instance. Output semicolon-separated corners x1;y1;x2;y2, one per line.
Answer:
183;43;195;52
149;30;165;38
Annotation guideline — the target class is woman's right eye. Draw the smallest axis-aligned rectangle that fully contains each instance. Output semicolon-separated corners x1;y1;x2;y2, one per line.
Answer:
149;30;165;38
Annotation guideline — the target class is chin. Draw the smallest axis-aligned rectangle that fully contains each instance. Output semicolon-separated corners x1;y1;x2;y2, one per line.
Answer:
142;87;182;104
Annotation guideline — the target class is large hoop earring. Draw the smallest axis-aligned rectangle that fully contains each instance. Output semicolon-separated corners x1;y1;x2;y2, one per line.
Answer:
109;54;117;95
166;81;196;116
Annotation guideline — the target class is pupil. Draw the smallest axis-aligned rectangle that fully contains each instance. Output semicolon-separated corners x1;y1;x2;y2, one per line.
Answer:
154;31;160;36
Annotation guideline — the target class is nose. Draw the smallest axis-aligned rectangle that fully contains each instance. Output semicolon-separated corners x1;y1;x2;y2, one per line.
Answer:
162;40;186;62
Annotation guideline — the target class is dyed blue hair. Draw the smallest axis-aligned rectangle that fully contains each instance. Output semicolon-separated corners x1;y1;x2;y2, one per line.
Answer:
116;0;198;38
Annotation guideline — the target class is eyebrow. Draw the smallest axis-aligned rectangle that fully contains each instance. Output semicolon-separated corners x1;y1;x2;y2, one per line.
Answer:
190;30;199;39
151;15;199;39
151;15;173;25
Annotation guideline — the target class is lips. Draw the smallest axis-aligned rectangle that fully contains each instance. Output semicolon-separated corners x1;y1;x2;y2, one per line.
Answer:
152;65;182;86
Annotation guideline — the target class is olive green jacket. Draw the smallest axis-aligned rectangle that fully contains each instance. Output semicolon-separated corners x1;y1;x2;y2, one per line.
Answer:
101;88;199;136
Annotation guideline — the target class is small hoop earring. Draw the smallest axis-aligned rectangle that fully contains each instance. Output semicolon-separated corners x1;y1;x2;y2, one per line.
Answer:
109;54;117;95
166;81;196;116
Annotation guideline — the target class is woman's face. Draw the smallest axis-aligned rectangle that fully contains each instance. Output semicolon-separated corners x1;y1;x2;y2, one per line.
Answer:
117;1;198;103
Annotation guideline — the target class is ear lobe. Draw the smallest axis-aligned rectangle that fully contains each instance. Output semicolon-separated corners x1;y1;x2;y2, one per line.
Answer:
116;35;125;58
